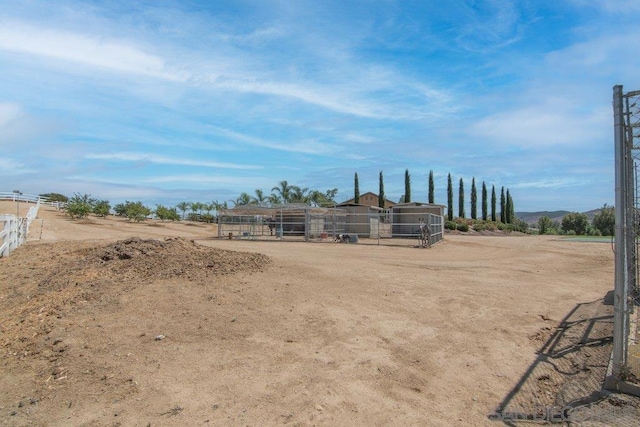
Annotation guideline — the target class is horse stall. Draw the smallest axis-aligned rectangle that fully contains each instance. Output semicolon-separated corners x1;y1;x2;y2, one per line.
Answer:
217;203;444;246
217;205;347;241
390;202;445;244
333;203;386;238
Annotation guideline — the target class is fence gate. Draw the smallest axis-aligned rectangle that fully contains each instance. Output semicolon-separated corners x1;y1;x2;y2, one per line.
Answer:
608;85;640;395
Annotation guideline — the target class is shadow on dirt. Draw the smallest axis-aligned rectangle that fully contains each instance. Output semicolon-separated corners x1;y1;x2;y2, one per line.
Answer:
490;292;640;425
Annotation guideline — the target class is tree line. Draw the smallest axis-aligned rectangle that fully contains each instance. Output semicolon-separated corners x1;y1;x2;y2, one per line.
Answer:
44;180;616;236
361;169;526;232
45;179;340;223
537;205;614;236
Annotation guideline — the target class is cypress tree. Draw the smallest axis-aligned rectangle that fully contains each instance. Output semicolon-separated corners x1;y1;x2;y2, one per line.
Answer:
458;178;465;218
378;171;385;209
354;173;360;204
481;181;488;221
507;189;515;224
428;170;435;204
491;185;496;222
404;169;411;203
447;174;453;221
470;177;477;220
500;187;506;223
510;192;515;223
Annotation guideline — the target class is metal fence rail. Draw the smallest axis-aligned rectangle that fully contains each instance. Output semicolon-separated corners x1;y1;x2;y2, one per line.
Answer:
217;204;444;247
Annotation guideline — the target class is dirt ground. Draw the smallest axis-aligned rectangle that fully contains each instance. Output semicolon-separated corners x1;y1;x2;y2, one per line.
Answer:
0;202;638;426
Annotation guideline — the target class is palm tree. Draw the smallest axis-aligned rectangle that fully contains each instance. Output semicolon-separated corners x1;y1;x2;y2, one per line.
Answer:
289;186;308;203
272;180;293;203
307;190;324;207
235;192;252;206
176;201;190;220
268;194;282;206
188;202;204;221
210;200;222;215
191;202;203;214
252;189;268;206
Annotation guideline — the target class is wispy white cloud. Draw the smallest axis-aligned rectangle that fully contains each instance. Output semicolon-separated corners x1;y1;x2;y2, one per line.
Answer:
0;157;34;175
511;178;585;189
0;22;187;81
470;101;610;148
454;0;523;52
0;21;455;121
0;1;632;212
85;152;261;170
142;174;268;187
218;25;287;46
0;102;64;150
569;0;640;14
210;126;338;155
212;76;451;121
0;102;22;127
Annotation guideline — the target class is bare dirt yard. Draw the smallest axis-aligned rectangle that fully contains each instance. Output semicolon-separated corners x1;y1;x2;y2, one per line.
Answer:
1;202;638;426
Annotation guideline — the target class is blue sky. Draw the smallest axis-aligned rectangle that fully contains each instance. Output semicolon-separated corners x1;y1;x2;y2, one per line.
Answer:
1;0;639;212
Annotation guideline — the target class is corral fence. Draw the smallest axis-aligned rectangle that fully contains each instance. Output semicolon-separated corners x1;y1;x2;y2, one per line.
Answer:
0;192;45;257
217;203;444;247
608;85;640;396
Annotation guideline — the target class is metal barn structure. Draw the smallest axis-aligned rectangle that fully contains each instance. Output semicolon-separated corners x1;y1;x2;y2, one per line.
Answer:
218;202;444;246
389;202;445;239
608;85;640;395
217;204;347;241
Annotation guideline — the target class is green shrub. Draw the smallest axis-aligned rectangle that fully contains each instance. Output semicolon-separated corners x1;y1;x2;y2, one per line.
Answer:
124;201;151;222
591;228;602;237
445;221;457;230
456;223;469;232
592;204;614;236
497;222;514;232
40;192;68;203
114;201;151;222
155;205;180;221
113;203;127;216
200;213;216;223
513;219;529;233
562;212;589;235
473;220;497;232
93;200;111;217
64;193;96;220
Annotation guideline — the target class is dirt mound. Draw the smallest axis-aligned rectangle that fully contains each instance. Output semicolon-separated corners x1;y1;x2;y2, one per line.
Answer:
0;237;271;364
86;237;270;281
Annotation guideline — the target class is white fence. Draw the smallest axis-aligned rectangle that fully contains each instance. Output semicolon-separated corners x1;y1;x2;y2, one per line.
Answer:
0;193;42;257
0;191;60;207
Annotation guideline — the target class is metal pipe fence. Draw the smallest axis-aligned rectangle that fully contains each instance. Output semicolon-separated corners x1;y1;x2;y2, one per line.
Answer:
217;204;444;247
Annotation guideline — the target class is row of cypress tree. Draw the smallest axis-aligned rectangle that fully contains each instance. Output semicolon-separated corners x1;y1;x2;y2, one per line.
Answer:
353;170;516;224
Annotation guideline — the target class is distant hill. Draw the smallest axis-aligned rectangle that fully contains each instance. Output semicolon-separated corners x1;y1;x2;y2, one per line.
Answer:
516;208;605;225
